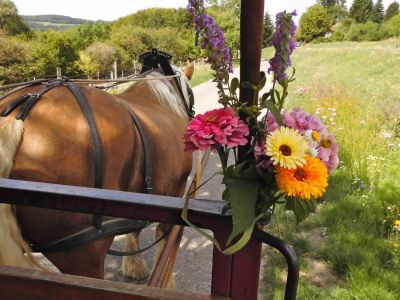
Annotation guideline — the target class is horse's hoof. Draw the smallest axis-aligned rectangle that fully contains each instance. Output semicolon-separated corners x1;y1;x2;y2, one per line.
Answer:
122;272;150;284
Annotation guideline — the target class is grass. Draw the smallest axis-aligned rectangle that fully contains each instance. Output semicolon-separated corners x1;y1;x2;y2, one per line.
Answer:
260;39;400;299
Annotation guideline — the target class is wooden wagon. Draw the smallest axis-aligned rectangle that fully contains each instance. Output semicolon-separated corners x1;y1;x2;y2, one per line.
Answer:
0;1;299;299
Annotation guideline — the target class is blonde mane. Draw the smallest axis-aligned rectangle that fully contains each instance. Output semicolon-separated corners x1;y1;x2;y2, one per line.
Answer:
114;68;190;120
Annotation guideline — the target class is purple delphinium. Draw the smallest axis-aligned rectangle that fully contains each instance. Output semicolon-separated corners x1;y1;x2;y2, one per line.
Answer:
268;10;297;84
187;0;233;75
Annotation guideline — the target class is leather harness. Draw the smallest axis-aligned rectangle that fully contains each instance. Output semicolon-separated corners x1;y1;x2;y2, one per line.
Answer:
0;52;192;255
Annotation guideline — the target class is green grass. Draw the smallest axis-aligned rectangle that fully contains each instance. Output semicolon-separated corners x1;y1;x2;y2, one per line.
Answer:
260;39;400;299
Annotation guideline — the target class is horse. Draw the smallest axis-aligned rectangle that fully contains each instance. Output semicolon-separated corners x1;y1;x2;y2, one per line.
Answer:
0;62;195;283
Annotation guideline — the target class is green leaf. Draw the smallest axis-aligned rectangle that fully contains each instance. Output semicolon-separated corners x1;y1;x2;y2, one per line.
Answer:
285;197;317;223
257;74;266;92
230;77;240;94
241;81;257;91
224;179;260;245
265;100;284;126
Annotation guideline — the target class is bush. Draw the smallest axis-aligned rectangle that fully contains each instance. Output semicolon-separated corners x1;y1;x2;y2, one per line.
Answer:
380;13;400;38
346;21;383;41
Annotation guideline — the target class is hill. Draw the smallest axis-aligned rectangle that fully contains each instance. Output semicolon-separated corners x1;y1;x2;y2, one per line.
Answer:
21;15;99;31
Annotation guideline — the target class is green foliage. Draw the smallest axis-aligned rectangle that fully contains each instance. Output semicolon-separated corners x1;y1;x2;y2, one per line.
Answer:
0;0;29;35
298;4;331;43
376;151;400;235
0;31;28;83
381;13;400;37
27;31;79;78
79;42;117;78
66;22;111;50
263;11;274;47
372;0;385;23
350;0;374;23
346;21;383;41
385;1;400;20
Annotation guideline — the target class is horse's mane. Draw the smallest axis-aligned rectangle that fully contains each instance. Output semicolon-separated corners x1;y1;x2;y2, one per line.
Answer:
119;68;190;120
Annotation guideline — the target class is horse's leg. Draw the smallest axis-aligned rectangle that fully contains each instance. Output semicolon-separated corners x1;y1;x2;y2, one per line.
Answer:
121;230;149;281
43;236;114;279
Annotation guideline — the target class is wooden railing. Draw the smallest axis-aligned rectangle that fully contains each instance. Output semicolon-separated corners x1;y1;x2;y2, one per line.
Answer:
0;179;298;300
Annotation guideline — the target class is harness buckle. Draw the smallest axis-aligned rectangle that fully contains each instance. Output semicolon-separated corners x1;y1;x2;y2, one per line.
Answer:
145;176;153;193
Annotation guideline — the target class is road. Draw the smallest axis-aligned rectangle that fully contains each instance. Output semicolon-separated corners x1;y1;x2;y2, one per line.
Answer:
36;61;272;296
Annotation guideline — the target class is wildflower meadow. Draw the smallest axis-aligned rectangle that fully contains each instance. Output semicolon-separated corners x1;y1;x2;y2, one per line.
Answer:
261;39;400;299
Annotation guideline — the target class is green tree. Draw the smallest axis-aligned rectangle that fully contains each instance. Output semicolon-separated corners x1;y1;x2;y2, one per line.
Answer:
318;0;338;8
385;1;400;20
298;4;331;43
263;11;274;47
27;31;79;78
350;0;374;23
0;0;29;35
0;30;28;83
372;0;385;23
79;42;117;78
66;22;111;50
381;12;400;37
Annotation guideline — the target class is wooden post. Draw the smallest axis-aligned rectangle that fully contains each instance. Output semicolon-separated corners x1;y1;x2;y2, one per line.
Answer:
225;1;265;299
113;61;118;79
238;0;265;164
56;67;62;79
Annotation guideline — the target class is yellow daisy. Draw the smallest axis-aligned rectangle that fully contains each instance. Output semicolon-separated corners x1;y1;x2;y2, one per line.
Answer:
275;155;329;200
265;127;308;169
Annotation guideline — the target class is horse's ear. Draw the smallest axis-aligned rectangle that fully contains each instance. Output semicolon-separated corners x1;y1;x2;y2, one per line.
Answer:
184;63;194;81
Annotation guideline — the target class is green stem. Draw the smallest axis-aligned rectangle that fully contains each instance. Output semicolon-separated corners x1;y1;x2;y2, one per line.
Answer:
216;147;229;174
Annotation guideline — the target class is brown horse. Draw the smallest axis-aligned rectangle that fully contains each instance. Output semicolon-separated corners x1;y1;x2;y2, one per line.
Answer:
0;65;194;281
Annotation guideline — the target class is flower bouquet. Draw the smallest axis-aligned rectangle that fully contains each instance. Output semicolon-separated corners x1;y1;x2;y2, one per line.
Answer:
182;1;339;254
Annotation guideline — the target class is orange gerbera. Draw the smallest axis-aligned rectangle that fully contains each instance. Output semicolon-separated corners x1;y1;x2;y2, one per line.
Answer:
275;155;328;200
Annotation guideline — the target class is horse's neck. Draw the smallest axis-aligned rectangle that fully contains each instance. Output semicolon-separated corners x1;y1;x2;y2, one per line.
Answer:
116;81;188;122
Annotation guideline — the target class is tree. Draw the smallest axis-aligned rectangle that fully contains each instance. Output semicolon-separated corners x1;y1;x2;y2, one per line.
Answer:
66;22;111;51
263;11;274;47
350;0;374;23
385;1;400;20
0;0;29;35
0;30;28;83
27;31;79;78
371;0;385;23
79;42;117;78
318;0;339;8
298;4;331;43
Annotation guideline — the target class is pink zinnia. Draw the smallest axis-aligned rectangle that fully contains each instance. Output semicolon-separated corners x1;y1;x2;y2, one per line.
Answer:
184;107;249;152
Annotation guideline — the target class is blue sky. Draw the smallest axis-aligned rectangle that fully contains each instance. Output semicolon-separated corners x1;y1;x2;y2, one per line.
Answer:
13;0;395;22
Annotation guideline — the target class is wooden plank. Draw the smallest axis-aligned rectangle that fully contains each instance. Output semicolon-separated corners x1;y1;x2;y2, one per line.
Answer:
0;179;230;230
0;265;229;300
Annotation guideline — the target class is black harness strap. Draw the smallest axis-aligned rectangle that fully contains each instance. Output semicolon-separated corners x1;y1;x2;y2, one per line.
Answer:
32;219;150;253
1;81;62;119
65;83;104;229
126;105;153;194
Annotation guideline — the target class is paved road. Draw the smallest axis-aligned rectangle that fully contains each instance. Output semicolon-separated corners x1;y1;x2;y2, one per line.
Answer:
37;61;272;296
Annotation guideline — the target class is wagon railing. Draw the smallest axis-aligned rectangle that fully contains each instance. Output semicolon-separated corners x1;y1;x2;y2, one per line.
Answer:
0;179;298;299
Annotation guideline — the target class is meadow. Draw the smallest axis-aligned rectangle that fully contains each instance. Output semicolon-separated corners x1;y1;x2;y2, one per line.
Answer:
260;39;400;299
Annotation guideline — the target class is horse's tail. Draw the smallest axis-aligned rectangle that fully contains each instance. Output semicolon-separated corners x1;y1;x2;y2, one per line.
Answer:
0;116;40;269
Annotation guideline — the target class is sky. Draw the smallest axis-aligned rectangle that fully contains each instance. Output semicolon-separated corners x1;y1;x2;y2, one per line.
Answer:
13;0;395;22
